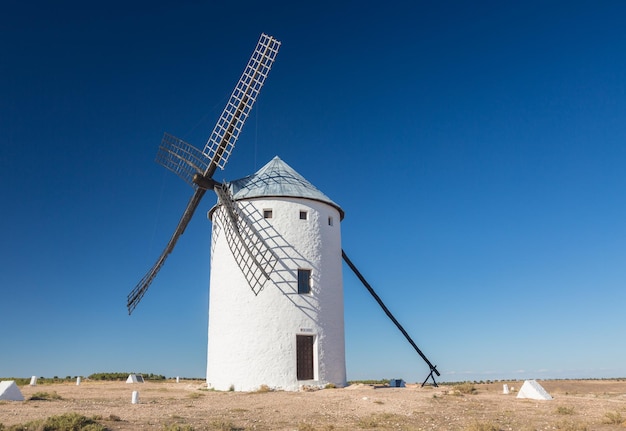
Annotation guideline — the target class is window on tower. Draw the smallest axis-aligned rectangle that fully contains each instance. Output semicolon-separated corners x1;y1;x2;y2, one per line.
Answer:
299;210;308;220
263;209;273;219
297;269;311;294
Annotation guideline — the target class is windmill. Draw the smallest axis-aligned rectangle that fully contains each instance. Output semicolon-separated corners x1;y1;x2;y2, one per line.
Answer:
126;33;281;314
128;33;440;390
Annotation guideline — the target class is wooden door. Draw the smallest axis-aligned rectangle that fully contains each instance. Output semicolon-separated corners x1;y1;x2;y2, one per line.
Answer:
296;335;314;380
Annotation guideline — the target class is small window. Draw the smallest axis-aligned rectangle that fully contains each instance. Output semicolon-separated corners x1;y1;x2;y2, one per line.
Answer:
297;269;311;294
299;210;308;220
328;216;333;226
263;209;273;219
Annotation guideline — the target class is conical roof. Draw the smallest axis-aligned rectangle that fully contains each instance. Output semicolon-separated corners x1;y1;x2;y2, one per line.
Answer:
226;156;344;219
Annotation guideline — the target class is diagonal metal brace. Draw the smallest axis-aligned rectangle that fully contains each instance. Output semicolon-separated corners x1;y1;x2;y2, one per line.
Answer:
342;249;440;387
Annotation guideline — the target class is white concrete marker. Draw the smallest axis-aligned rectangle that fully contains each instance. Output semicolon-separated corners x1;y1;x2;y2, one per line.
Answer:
176;376;180;383
0;381;25;401
76;377;81;386
131;391;139;404
503;384;509;394
517;379;553;400
30;376;37;386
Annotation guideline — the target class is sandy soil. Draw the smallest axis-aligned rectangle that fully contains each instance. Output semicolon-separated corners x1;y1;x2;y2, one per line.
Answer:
1;379;626;430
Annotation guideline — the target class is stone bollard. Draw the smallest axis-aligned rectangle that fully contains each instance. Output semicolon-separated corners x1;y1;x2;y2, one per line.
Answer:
176;376;180;383
503;384;509;394
30;376;37;386
131;391;139;404
76;377;81;386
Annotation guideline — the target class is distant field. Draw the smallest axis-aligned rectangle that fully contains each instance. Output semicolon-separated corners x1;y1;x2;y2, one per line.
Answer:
1;379;625;430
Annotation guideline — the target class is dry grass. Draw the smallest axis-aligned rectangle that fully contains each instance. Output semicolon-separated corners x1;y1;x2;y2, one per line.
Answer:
602;411;624;425
555;406;576;415
357;413;408;429
162;425;195;431
554;419;589;431
449;381;478;396
0;413;106;431
208;420;244;431
465;422;500;431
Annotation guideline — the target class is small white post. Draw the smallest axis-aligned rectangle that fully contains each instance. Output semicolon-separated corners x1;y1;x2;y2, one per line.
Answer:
76;376;81;386
503;384;510;394
176;376;180;383
30;376;37;386
131;391;139;404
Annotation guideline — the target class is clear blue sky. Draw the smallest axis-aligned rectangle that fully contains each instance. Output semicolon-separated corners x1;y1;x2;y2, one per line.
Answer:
2;1;625;383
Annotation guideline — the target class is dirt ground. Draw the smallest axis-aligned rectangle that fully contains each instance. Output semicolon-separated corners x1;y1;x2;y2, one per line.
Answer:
1;379;626;430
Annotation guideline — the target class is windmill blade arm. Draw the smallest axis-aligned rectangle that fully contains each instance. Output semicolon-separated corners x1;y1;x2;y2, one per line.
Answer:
156;133;210;188
127;33;281;314
203;33;281;175
127;188;207;314
341;249;440;378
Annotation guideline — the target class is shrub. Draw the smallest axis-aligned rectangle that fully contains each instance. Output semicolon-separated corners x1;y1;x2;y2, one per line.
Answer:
29;391;63;401
357;413;404;428
88;372;128;381
555;406;575;415
453;382;477;395
347;379;389;385
602;411;624;424
88;372;166;381
465;422;499;431
5;413;106;431
162;425;194;431
209;420;243;431
555;419;588;431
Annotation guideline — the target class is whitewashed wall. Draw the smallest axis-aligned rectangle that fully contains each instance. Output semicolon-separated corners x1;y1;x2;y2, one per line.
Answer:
206;197;346;391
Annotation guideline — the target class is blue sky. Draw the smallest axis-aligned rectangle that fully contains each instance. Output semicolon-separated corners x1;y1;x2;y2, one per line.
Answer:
1;1;625;383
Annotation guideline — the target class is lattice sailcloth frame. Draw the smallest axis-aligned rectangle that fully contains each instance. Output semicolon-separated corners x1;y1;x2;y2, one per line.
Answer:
203;33;281;171
213;184;278;295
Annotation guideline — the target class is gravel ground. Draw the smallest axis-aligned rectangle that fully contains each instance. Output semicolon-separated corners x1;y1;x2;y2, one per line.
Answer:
1;379;625;430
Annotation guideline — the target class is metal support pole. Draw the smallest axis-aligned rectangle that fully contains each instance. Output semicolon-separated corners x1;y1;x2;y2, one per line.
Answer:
342;249;440;387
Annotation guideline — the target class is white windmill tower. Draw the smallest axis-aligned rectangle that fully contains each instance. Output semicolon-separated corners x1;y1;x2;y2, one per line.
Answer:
128;33;440;390
206;156;346;391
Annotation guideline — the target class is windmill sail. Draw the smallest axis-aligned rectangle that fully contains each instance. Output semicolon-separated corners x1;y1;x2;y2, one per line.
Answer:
203;33;281;173
127;188;207;314
156;133;210;188
213;184;278;295
127;34;281;314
